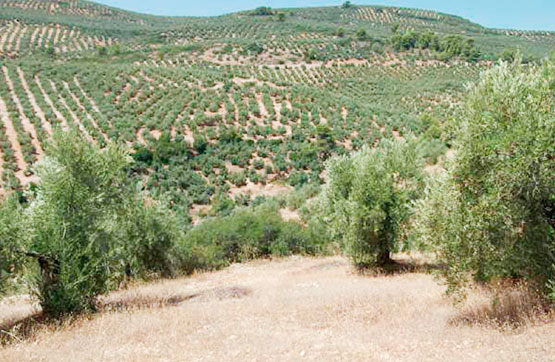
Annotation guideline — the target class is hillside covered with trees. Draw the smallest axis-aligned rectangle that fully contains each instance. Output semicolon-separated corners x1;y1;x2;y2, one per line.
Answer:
0;1;553;360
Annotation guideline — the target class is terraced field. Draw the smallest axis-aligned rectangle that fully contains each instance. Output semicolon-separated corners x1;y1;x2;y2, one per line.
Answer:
0;0;553;220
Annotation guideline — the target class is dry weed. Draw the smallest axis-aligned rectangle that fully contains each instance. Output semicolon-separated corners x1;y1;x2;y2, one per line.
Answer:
452;280;554;330
1;256;554;362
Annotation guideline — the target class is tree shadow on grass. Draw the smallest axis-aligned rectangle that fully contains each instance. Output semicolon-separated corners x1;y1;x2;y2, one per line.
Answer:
0;294;197;346
0;285;252;346
100;285;251;312
356;254;446;277
0;312;59;346
99;292;201;312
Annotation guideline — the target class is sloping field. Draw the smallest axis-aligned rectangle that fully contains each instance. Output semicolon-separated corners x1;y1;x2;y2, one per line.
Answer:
1;256;553;362
0;0;553;221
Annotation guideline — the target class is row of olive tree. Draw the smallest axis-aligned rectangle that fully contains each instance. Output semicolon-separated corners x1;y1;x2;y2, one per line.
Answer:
315;58;554;299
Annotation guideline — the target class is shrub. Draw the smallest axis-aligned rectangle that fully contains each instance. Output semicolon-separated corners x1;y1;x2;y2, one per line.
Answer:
0;196;25;296
118;201;180;278
177;202;321;271
229;170;247;186
304;48;323;62
288;170;309;187
372;42;384;54
414;59;555;299
244;42;264;56
286;183;320;210
418;138;447;165
152;132;189;164
356;29;367;41
336;27;345;38
314;124;335;160
211;191;236;216
317;138;423;268
193;135;208;154
97;46;108;56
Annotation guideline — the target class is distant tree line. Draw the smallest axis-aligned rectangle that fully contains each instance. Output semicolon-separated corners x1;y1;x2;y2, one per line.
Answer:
251;7;275;16
391;28;481;62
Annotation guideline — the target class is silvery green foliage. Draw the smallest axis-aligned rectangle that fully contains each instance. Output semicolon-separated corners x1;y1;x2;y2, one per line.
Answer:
22;130;184;315
26;130;133;315
117;199;180;278
317;138;422;268
0;197;25;295
414;59;555;298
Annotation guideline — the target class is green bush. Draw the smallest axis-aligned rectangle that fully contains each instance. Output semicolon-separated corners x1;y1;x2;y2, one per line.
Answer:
193;135;208;154
119;201;180;279
316;138;423;268
418;138;447;165
414;59;555;298
0;196;25;296
356;29;367;41
286;183;320;210
336;27;345;38
177;202;321;271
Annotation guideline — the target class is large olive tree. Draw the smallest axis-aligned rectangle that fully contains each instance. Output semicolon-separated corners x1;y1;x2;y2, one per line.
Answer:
414;59;555;298
25;130;133;314
317;138;422;268
24;131;179;315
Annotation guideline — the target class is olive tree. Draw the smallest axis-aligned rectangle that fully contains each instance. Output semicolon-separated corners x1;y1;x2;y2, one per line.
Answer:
414;59;555;298
15;130;183;316
317;138;422;268
25;130;133;315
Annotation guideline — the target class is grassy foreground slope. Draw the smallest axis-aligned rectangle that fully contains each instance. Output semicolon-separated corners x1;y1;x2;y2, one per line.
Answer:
0;0;553;221
1;255;554;361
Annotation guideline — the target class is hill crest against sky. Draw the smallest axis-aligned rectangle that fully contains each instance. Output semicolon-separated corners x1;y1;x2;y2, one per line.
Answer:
93;0;555;31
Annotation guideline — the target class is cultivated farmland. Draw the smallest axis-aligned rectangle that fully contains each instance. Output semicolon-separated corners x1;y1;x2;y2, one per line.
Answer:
2;0;552;215
0;2;554;360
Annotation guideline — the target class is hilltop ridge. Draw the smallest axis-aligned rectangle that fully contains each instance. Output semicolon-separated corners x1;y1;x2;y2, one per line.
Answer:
0;0;553;60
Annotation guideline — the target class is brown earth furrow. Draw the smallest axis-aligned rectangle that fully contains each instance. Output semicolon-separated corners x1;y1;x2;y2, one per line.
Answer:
17;67;52;135
2;66;44;156
0;96;32;184
35;76;69;131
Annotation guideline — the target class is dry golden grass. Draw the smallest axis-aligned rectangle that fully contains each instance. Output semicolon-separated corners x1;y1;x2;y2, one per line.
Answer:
0;295;39;331
452;281;553;329
1;255;554;362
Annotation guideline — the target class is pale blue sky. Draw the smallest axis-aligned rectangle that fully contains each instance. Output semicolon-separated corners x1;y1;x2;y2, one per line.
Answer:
95;0;555;31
